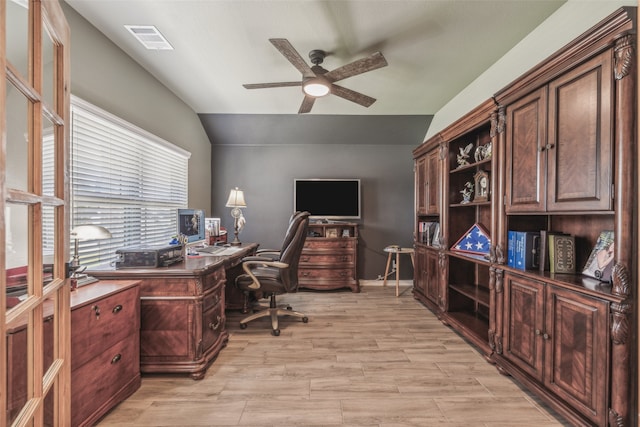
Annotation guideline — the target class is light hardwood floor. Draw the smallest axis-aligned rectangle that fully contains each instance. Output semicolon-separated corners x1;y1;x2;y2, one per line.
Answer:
98;281;569;426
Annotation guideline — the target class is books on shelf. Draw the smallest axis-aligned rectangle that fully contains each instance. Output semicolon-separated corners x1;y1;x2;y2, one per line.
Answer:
549;234;576;274
538;230;568;272
418;221;440;246
451;223;490;255
582;231;614;282
507;231;540;270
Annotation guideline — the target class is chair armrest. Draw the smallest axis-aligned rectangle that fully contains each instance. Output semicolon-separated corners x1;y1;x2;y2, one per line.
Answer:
241;260;289;290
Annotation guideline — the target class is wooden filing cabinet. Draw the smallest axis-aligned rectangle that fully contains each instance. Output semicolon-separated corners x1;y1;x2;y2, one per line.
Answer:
5;280;140;427
70;281;141;427
299;222;359;292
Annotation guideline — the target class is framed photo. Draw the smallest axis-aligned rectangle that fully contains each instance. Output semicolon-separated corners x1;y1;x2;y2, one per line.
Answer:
205;217;221;237
341;228;351;237
325;228;338;238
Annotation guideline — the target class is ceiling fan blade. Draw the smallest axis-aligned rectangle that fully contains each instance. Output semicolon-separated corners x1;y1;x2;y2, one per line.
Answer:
243;82;301;89
330;84;376;108
298;96;316;114
324;52;388;83
269;38;315;78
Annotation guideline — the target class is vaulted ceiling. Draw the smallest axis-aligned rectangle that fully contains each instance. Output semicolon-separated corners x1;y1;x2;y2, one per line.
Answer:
64;0;566;115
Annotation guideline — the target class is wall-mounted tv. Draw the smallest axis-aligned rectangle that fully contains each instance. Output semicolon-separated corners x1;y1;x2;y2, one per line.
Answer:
177;208;206;244
294;179;361;220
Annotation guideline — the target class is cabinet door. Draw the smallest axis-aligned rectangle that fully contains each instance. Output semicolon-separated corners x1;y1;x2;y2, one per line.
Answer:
505;87;547;213
426;149;440;214
502;273;545;381
415;156;428;214
425;249;440;306
546;51;613;211
544;286;609;425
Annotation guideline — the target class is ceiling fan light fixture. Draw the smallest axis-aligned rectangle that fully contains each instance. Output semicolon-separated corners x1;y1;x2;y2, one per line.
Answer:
302;79;330;97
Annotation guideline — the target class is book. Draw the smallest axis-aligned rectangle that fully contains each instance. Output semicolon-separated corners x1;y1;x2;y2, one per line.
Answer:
450;223;490;255
513;231;540;270
582;231;614;282
507;231;516;267
549;234;575;274
538;230;568;272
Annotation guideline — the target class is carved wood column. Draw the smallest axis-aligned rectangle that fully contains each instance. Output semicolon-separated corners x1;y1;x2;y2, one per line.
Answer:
609;31;635;427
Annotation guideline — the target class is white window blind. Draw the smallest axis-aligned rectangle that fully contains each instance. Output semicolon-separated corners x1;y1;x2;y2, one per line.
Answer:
70;96;191;267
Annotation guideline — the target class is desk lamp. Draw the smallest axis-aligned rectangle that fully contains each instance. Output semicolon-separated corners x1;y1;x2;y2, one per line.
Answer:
69;224;112;287
225;187;247;246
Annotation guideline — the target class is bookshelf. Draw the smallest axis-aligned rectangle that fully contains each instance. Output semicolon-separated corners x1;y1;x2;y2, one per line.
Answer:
411;8;635;426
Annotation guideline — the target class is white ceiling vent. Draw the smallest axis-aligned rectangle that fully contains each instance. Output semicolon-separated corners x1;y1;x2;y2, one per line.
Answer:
125;25;173;50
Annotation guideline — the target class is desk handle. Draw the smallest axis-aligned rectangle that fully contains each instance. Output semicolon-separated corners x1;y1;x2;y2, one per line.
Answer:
209;316;222;331
91;305;100;319
112;304;123;314
111;353;122;364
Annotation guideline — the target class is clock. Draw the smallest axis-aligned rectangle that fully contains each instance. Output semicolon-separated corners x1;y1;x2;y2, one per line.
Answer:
473;170;490;202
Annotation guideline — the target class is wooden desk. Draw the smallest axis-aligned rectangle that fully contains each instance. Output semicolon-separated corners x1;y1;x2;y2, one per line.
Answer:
89;243;257;380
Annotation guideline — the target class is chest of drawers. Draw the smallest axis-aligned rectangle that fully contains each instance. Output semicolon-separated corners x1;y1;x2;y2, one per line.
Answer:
299;222;359;292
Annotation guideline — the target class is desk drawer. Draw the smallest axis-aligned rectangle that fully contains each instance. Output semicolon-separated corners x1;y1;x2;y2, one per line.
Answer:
202;299;225;353
304;239;356;250
72;285;139;368
71;336;138;427
300;253;354;264
299;268;355;280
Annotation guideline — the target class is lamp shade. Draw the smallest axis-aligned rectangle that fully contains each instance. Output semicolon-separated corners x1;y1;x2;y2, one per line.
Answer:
225;187;247;208
70;225;112;241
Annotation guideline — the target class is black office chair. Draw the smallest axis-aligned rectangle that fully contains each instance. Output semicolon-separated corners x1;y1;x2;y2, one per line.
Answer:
235;212;310;336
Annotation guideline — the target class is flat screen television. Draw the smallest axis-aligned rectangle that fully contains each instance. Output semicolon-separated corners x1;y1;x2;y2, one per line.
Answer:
294;179;361;220
177;208;206;244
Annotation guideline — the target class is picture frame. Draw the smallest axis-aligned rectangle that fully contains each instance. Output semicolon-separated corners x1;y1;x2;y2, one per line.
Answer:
205;217;221;237
341;228;351;237
325;228;338;238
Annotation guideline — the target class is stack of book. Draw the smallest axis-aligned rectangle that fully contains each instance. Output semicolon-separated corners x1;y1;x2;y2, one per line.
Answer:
507;230;575;273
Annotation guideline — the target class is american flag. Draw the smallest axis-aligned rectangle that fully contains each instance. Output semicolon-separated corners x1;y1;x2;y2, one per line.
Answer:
451;223;491;255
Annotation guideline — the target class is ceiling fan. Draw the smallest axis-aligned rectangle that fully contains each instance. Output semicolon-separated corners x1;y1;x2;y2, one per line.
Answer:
243;38;388;114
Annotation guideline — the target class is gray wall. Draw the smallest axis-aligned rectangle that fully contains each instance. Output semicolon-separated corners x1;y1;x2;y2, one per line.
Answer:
199;114;431;280
61;2;213;215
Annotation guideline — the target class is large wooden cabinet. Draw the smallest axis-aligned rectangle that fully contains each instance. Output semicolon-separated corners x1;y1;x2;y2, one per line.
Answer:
413;137;443;309
90;244;258;380
505;50;613;213
502;273;610;425
412;8;636;427
299;222;359;292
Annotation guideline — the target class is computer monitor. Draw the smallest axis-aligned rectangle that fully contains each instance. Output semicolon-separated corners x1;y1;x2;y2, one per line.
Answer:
177;208;206;245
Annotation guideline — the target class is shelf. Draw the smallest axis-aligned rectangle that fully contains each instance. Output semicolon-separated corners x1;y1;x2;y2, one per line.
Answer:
449;283;490;307
447;250;490;264
450;158;491;174
449;201;491;208
445;311;489;338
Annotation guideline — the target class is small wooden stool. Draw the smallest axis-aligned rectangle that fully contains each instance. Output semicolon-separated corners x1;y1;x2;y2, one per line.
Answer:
383;246;415;297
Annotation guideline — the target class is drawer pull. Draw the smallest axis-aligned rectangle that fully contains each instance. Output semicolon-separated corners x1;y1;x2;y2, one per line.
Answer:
543;333;550;340
92;305;100;319
209;316;222;331
112;304;123;314
301;272;310;277
535;329;541;336
302;256;310;262
111;353;122;364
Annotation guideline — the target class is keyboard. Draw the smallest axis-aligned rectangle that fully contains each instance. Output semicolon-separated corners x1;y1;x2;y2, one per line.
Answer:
197;246;225;254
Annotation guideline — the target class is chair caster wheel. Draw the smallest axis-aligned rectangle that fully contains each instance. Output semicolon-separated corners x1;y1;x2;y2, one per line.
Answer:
240;323;247;329
272;329;280;336
302;317;309;323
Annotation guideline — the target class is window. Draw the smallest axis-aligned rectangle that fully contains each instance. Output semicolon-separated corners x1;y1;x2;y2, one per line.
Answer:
70;96;190;267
